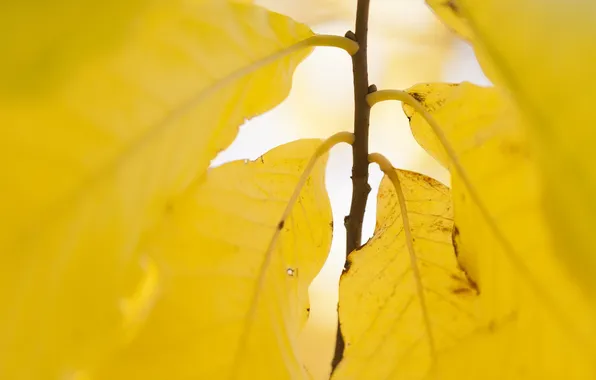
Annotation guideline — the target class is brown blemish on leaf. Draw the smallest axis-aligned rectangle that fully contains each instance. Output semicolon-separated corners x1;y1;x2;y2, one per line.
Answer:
487;319;497;333
452;287;474;295
500;140;529;157
450;273;479;295
410;92;426;104
445;0;459;13
277;220;285;230
451;225;479;293
462;269;479;294
399;169;444;189
452;225;460;257
329;220;334;229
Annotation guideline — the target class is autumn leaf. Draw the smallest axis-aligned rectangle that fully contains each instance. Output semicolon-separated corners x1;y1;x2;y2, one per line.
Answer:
424;0;499;85
92;139;332;379
333;168;480;379
425;0;473;41
0;0;148;95
0;2;316;378
403;82;524;287
401;82;596;378
449;0;596;296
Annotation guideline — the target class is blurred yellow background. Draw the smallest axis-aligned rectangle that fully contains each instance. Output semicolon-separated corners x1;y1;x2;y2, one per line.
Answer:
212;1;489;378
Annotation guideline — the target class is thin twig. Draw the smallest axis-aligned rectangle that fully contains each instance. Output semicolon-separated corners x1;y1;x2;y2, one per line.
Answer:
332;0;373;373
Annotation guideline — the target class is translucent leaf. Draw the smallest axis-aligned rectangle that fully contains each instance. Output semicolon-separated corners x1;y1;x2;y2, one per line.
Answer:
424;0;498;83
451;0;596;294
402;82;596;378
254;0;351;24
0;0;147;95
333;169;480;379
403;82;521;285
97;139;332;379
425;0;473;41
0;3;313;378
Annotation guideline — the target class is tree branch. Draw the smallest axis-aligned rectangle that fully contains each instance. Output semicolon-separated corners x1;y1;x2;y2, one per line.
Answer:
332;0;373;373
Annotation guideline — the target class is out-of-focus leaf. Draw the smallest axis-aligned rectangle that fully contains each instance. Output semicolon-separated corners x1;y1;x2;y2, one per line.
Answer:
401;82;596;378
0;0;147;95
333;169;480;379
96;139;332;379
424;0;498;83
0;3;314;378
445;0;596;295
425;0;473;41
254;0;352;24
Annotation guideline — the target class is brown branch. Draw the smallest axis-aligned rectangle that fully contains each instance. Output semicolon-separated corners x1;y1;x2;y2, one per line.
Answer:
331;0;373;374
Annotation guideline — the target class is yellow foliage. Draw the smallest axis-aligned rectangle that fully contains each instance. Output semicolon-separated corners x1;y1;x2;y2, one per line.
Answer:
97;139;332;379
449;0;596;295
424;0;498;84
0;0;147;95
402;82;596;378
403;82;522;286
0;2;314;378
425;0;473;41
334;169;480;379
7;0;596;378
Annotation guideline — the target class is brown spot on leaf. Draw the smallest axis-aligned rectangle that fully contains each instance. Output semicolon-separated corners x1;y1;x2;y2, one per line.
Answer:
410;92;426;104
464;271;479;294
488;320;497;333
445;0;459;13
450;273;479;295
452;287;474;295
277;220;285;230
452;225;460;257
500;141;529;157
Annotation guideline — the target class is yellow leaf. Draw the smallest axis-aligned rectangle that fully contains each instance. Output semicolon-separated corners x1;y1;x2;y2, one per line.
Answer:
425;0;473;41
0;0;147;96
402;82;596;378
333;169;481;379
424;0;501;85
450;0;596;294
0;3;314;378
97;139;332;379
403;82;522;286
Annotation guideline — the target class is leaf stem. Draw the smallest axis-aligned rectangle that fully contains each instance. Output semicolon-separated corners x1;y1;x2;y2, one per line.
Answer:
368;152;437;368
333;0;373;373
307;35;360;56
